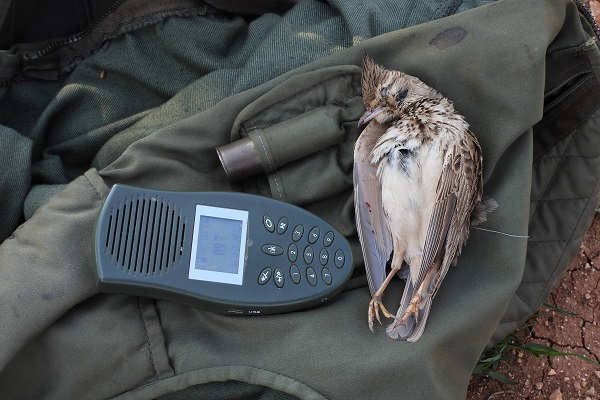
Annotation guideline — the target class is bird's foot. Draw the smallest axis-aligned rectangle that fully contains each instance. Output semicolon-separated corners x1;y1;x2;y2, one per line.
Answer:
399;289;423;326
368;296;395;332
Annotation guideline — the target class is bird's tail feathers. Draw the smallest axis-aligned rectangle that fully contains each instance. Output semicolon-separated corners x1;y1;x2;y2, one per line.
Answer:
386;278;434;342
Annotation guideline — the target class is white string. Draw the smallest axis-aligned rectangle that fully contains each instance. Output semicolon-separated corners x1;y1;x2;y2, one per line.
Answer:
472;226;529;239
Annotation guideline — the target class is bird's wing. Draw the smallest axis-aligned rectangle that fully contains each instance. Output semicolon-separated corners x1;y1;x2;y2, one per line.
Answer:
415;130;483;292
353;121;394;295
434;130;483;291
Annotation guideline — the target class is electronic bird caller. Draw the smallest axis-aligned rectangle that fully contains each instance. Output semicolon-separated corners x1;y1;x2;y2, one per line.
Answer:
95;184;354;314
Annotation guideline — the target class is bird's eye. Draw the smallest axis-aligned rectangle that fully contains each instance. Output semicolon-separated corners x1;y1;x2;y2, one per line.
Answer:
381;87;388;97
395;88;408;103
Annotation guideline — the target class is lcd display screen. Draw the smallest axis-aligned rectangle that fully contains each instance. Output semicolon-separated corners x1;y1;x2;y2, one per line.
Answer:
189;205;248;285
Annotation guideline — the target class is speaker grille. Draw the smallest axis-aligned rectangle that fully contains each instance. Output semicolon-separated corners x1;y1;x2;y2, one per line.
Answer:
103;195;186;275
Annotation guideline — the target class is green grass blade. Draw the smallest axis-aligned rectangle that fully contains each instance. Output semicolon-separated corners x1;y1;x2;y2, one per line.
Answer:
542;303;580;317
487;371;518;385
511;343;600;367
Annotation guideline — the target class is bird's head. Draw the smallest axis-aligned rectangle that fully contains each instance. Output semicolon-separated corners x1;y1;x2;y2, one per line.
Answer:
358;55;441;126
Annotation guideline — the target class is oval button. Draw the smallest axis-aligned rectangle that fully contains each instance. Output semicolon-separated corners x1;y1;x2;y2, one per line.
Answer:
263;215;275;232
321;267;332;285
292;224;304;242
273;268;285;288
308;226;320;244
277;217;289;234
319;248;329;265
323;231;334;247
258;268;272;285
262;244;284;256
303;245;314;264
334;249;345;268
290;264;301;284
288;243;298;262
306;267;317;286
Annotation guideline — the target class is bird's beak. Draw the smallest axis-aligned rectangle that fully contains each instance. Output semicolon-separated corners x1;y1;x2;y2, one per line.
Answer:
357;108;383;127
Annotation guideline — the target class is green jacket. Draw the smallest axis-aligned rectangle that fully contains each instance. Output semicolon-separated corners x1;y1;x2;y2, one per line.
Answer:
0;0;599;398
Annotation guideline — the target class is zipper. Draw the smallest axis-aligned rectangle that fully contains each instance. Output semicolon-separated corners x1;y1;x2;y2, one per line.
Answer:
542;0;600;111
549;36;598;59
23;0;128;61
15;1;600;70
574;0;600;40
543;73;594;113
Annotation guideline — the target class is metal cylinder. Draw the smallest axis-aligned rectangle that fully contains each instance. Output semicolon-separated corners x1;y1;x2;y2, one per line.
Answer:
216;136;264;182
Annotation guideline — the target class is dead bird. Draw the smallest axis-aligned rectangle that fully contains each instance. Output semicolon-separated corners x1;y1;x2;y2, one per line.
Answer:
354;55;497;342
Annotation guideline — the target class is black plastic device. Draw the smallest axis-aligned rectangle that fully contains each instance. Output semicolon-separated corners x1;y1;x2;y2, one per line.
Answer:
95;184;354;315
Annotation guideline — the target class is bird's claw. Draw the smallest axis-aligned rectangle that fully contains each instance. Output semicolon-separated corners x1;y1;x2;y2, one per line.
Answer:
368;296;396;332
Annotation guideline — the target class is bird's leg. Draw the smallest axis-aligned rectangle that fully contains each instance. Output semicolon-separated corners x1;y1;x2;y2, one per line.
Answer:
368;261;403;331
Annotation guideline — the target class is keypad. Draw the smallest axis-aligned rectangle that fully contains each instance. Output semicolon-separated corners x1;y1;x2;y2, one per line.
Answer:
257;213;348;290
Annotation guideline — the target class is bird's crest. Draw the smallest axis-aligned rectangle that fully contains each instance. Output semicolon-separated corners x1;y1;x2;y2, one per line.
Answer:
361;54;387;107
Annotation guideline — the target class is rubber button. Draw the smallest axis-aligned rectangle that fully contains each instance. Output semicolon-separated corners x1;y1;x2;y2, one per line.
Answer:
262;244;284;256
263;215;275;232
308;226;320;244
292;224;304;242
277;217;289;234
288;243;298;262
273;268;284;288
321;267;332;285
258;268;272;285
290;264;301;284
323;231;334;247
319;248;329;265
303;245;314;264
306;267;317;286
334;249;345;268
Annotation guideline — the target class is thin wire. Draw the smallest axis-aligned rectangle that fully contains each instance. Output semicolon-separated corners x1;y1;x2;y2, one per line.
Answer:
472;226;529;239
